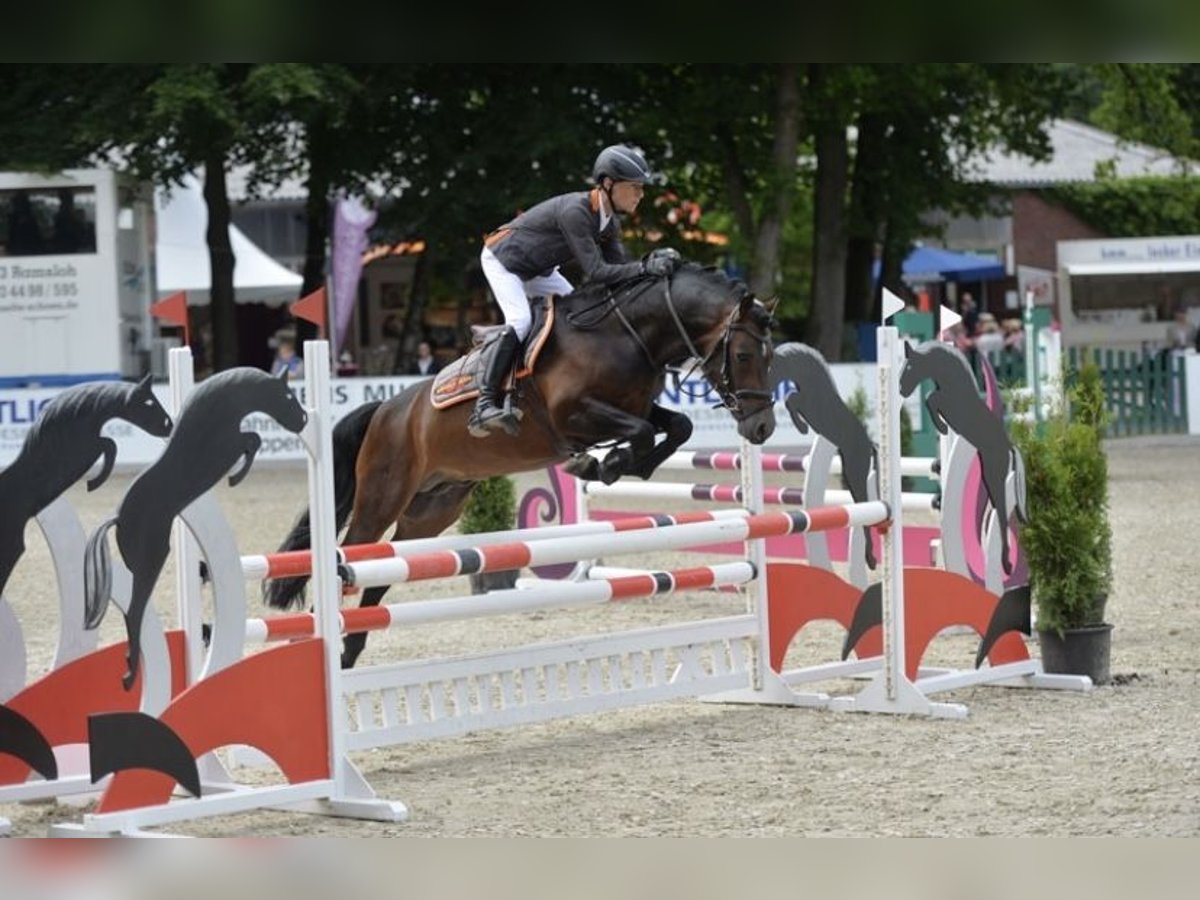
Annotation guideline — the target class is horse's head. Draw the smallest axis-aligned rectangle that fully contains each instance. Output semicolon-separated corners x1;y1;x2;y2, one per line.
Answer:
681;267;777;444
259;368;309;434
123;373;174;438
899;340;927;398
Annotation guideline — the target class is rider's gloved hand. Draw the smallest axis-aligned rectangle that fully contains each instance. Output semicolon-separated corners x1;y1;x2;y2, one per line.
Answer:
642;247;682;277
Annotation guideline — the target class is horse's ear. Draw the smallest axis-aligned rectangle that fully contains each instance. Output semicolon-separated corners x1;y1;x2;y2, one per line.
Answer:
136;373;153;391
903;341;914;359
277;367;289;382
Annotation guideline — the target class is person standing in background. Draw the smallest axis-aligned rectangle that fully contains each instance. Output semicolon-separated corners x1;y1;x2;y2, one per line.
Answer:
409;340;441;376
269;332;304;379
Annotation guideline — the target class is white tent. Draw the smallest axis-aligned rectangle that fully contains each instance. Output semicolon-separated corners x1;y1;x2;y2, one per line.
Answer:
155;175;302;306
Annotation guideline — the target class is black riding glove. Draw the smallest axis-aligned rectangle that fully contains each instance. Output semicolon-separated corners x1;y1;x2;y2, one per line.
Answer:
642;247;682;277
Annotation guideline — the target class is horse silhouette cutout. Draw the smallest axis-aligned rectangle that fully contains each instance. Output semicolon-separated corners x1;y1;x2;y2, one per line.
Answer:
0;376;173;602
771;343;879;570
83;368;307;689
265;262;778;669
898;341;1026;574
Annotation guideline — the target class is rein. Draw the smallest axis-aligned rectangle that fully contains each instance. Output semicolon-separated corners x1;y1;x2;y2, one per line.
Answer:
566;271;775;420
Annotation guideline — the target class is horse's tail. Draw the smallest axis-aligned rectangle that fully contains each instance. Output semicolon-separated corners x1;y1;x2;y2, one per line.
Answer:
83;517;118;630
1011;445;1028;524
263;400;383;610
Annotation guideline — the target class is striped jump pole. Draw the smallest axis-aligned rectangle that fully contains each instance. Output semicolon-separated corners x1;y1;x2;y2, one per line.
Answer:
605;448;940;479
342;503;890;591
241;509;754;582
579;480;939;512
240;562;757;644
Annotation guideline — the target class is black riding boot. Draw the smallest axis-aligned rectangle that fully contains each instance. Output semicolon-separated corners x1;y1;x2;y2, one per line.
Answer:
467;326;522;438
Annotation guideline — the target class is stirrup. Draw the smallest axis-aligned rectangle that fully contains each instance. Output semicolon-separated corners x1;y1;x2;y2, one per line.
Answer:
468;396;522;438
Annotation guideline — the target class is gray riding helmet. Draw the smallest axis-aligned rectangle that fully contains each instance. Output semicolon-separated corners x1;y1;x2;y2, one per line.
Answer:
592;145;654;184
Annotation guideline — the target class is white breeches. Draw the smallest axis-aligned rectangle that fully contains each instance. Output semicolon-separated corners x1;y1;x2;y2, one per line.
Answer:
480;246;574;340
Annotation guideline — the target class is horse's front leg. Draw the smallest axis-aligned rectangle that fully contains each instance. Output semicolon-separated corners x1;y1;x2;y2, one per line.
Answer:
227;432;262;487
87;437;118;491
925;394;949;435
625;405;693;480
564;399;657;485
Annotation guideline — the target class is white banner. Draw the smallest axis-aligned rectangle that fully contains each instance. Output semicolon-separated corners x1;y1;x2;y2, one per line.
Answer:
0;364;888;470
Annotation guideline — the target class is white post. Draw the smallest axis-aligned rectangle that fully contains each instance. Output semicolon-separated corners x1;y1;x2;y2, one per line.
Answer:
829;326;966;717
302;342;345;792
168;347;204;684
877;327;906;700
301;340;406;821
741;438;768;692
1187;353;1200;435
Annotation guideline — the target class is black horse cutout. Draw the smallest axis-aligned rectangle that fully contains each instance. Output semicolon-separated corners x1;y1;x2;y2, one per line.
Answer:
83;368;308;690
770;343;879;570
0;376;173;601
899;341;1027;574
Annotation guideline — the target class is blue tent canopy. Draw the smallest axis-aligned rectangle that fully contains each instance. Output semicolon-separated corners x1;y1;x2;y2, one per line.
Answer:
873;246;1006;284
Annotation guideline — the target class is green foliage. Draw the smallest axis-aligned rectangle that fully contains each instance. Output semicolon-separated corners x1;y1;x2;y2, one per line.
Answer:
1010;362;1112;634
1046;176;1200;237
458;476;516;535
1090;64;1198;161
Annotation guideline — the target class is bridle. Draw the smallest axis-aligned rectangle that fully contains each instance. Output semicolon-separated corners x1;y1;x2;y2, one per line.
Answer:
660;278;775;421
566;270;776;421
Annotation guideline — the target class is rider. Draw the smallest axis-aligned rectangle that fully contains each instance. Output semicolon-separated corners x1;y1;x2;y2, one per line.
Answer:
468;144;682;437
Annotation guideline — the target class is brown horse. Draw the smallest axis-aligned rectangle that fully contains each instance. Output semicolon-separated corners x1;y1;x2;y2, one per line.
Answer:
265;262;777;668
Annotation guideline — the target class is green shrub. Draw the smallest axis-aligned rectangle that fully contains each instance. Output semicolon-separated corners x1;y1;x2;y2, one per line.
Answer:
1010;361;1112;634
459;476;516;534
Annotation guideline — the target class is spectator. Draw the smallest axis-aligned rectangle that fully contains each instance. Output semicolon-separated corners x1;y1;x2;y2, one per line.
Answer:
959;291;980;337
974;313;1005;357
409;340;441;376
1002;318;1025;354
1167;307;1196;351
269;332;304;379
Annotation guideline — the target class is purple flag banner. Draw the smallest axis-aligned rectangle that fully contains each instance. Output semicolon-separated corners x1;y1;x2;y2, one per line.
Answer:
330;195;377;353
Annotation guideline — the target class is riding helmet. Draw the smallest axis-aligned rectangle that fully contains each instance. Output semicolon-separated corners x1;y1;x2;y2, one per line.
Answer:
592;145;654;184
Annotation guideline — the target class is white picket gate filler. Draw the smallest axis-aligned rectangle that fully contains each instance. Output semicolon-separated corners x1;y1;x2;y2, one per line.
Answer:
46;322;1087;837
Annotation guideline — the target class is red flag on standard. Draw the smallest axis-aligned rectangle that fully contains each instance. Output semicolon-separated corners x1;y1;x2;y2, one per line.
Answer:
150;291;190;347
290;287;327;337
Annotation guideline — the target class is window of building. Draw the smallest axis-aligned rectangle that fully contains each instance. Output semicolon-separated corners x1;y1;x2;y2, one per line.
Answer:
0;187;97;257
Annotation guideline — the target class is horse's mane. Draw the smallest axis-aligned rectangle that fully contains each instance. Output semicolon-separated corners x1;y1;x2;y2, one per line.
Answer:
920;341;977;383
26;381;136;440
566;262;752;308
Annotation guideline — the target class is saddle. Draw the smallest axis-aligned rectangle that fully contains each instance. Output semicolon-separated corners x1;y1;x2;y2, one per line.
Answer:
431;297;556;409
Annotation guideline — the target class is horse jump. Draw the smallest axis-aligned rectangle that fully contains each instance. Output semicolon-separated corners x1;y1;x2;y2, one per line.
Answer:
36;327;1090;837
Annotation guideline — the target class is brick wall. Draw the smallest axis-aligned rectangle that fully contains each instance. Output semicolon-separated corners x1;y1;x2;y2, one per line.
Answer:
1012;190;1105;270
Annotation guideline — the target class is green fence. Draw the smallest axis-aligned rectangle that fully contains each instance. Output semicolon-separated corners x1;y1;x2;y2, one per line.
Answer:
980;348;1027;386
1066;348;1188;437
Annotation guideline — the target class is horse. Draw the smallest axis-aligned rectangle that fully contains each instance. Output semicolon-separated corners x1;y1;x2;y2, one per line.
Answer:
83;368;308;689
0;375;173;601
771;343;879;569
898;340;1027;574
265;262;778;669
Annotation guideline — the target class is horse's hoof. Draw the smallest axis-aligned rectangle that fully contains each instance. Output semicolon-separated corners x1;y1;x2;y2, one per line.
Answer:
599;449;632;484
563;455;600;481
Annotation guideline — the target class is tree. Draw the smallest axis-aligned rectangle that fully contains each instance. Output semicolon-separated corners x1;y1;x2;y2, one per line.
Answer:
615;64;808;330
840;65;1066;346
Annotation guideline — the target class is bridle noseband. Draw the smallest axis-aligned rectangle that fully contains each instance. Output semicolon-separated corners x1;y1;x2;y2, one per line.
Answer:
661;278;774;421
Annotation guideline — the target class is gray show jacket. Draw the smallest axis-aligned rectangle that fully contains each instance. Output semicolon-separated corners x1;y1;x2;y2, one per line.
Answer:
486;188;643;284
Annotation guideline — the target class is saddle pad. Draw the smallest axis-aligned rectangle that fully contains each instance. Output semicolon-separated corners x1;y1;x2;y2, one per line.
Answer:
430;297;556;409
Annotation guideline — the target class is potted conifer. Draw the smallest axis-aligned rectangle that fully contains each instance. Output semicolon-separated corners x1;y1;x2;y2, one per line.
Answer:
459;475;519;594
1010;362;1113;684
